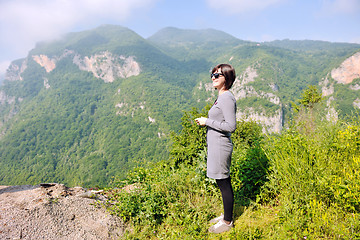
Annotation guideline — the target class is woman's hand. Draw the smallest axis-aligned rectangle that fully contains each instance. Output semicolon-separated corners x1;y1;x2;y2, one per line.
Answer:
195;117;207;126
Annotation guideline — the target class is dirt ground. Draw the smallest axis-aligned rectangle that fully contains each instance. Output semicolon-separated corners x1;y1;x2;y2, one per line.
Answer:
0;183;125;239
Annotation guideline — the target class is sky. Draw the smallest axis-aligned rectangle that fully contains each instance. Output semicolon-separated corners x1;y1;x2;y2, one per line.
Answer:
1;0;360;77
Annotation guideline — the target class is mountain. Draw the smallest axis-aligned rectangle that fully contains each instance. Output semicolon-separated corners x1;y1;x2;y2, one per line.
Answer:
147;27;250;60
1;25;360;187
263;39;360;52
149;27;240;43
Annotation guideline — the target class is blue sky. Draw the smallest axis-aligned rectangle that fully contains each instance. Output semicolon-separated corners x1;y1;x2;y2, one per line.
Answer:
1;0;360;76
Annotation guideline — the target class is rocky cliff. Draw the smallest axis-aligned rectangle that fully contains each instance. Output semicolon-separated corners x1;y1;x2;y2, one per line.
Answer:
4;58;28;81
326;52;360;112
202;51;360;133
331;52;360;84
0;183;124;239
73;51;141;83
200;64;283;133
232;65;283;133
5;50;141;84
4;49;360;134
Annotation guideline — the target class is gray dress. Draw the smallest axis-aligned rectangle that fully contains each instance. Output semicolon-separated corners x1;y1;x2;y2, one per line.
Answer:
205;91;236;179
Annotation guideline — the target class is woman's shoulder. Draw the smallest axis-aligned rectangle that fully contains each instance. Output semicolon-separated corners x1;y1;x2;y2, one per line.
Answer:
219;91;236;102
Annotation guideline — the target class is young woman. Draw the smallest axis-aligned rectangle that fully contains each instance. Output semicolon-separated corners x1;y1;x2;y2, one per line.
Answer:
195;63;236;233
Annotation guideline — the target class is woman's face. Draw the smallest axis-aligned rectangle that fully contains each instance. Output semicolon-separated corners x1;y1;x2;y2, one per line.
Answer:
211;68;226;90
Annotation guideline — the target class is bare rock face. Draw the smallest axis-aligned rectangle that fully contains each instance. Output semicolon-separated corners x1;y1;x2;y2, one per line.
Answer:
319;76;334;97
326;96;338;122
201;65;283;133
231;66;258;100
0;183;124;240
0;90;16;105
350;83;360;91
32;55;56;72
29;50;141;83
230;66;283;133
331;52;360;84
4;58;28;81
353;98;360;109
43;77;51;89
32;50;75;73
236;108;283;133
239;66;258;85
73;51;141;83
232;66;280;104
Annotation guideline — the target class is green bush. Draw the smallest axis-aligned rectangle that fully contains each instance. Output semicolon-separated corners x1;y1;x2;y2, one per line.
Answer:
169;106;210;167
231;120;269;206
105;162;220;239
260;116;360;238
104;106;268;238
103;99;360;239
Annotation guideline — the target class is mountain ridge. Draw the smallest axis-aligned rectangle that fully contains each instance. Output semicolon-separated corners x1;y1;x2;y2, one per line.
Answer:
148;26;245;44
0;24;359;187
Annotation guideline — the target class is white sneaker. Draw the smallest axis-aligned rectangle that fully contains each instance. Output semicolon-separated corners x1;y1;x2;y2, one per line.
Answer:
209;214;223;224
208;219;233;233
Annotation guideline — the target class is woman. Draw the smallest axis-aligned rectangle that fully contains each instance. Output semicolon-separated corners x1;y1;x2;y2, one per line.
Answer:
195;63;236;234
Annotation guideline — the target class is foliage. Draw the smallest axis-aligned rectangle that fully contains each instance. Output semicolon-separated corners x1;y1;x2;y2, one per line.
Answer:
231;141;269;206
104;161;221;239
292;85;323;111
103;106;268;238
263;39;360;53
333;78;360;116
230;120;269;205
1;25;360;189
169;106;269;206
103;87;360;239
169;106;210;167
258;109;360;238
0;60;186;187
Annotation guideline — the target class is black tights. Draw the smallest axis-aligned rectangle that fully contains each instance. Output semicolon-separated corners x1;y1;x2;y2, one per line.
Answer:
216;177;234;222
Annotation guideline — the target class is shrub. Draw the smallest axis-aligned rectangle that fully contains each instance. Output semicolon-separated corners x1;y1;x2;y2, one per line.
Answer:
169;106;210;167
260;117;360;238
231;120;269;206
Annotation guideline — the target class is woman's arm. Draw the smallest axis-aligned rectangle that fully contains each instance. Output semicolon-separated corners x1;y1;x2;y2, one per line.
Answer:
205;94;236;133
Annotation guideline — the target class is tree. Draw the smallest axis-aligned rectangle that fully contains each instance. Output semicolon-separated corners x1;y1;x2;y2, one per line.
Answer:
293;85;323;111
291;85;324;135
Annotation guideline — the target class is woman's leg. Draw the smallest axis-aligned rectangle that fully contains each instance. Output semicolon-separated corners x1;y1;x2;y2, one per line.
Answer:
216;177;234;222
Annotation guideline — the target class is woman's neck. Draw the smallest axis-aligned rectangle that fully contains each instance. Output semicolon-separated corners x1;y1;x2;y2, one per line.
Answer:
218;88;228;95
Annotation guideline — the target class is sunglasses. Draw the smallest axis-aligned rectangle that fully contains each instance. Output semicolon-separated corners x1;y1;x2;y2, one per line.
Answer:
211;73;224;79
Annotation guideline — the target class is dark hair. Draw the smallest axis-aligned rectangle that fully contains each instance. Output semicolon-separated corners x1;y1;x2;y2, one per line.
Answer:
212;63;236;90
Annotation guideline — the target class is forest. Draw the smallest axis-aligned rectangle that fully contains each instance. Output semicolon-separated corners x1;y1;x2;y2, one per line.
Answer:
102;87;360;239
0;25;359;188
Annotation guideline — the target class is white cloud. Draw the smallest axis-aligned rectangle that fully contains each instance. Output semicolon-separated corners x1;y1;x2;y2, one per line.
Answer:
0;0;158;62
320;0;360;15
261;34;277;42
205;0;285;14
0;60;11;79
350;36;360;44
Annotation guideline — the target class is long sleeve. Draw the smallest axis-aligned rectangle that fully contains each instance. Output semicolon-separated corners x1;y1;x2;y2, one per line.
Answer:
205;92;236;133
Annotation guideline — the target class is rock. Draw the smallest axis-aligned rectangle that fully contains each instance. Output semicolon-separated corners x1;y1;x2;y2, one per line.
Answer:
236;107;283;133
78;191;96;199
4;58;28;81
40;183;57;188
0;184;124;239
331;52;360;84
32;55;56;72
73;51;141;83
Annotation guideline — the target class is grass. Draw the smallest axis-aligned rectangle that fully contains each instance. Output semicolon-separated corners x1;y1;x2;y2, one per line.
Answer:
100;105;360;239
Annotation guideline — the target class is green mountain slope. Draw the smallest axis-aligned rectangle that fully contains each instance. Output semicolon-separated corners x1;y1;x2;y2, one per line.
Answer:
0;25;359;187
0;25;210;187
263;39;360;52
148;27;243;45
147;27;250;60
